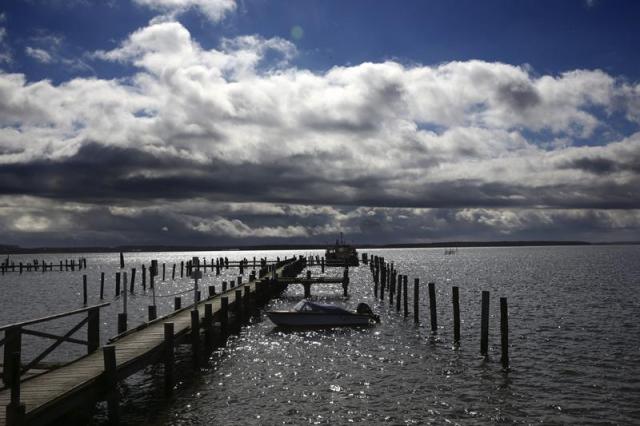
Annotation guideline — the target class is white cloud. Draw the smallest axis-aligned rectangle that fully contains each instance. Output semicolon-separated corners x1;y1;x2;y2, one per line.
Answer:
25;46;53;63
1;19;640;246
133;0;236;22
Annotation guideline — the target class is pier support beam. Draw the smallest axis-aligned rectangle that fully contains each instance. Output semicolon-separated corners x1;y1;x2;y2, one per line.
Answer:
164;323;175;395
103;345;119;425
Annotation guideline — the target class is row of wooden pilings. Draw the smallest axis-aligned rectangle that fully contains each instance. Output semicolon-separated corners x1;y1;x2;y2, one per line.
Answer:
100;257;306;424
1;258;87;274
82;255;292;335
368;254;509;370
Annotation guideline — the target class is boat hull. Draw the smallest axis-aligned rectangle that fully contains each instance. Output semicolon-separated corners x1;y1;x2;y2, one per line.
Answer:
266;312;372;327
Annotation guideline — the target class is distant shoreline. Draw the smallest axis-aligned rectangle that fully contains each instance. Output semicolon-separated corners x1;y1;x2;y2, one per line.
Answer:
1;240;638;255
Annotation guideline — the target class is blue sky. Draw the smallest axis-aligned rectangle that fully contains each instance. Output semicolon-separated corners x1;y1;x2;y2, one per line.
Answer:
4;1;640;82
1;0;640;246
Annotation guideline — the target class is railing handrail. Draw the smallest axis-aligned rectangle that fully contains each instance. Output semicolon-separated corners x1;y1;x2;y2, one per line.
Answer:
0;303;110;332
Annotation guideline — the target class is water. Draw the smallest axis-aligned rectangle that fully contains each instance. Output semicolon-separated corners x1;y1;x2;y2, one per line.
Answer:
1;246;639;424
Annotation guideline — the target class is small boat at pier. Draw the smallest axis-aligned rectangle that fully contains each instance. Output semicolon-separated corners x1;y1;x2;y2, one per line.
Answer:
325;233;359;266
266;300;379;327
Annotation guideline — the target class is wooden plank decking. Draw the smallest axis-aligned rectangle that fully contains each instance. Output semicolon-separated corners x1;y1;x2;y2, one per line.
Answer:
0;260;298;426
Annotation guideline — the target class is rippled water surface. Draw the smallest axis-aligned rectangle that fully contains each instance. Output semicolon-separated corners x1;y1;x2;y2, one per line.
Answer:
2;246;639;424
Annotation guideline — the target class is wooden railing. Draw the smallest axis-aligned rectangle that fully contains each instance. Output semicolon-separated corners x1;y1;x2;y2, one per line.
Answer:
0;302;110;388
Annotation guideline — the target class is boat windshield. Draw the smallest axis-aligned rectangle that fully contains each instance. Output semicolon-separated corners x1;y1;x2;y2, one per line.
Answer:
293;300;349;313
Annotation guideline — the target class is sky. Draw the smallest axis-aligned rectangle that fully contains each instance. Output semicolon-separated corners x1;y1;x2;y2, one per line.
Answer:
1;0;640;247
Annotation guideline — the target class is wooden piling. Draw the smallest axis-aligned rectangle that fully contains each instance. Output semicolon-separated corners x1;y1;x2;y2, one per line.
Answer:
396;274;402;312
500;297;509;370
130;268;136;293
452;286;460;344
174;297;181;311
162;263;166;281
115;272;121;297
428;282;437;333
220;297;229;338
103;345;119;424
190;310;200;369
172;264;176;280
413;278;419;324
142;265;146;290
180;261;184;278
208;285;216;298
148;305;157;321
163;323;175;395
480;291;490;356
235;289;243;321
204;304;213;349
82;275;88;305
100;272;105;299
403;275;408;318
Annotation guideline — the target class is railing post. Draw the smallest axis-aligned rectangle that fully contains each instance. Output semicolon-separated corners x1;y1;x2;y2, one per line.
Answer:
6;351;26;426
87;307;100;354
3;326;21;387
103;345;119;424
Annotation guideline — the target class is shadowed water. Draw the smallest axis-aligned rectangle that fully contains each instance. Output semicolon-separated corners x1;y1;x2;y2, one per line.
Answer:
1;246;639;424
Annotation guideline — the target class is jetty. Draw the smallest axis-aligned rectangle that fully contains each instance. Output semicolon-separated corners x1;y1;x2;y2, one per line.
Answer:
0;257;306;425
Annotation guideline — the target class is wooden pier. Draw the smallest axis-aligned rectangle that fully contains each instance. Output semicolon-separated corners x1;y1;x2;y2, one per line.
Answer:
0;257;306;425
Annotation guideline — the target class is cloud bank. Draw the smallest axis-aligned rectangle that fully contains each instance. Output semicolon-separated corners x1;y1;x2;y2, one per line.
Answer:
1;19;639;245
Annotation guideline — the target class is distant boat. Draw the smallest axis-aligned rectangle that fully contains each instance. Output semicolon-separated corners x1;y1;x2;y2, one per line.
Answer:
444;248;458;255
266;300;379;327
325;233;359;266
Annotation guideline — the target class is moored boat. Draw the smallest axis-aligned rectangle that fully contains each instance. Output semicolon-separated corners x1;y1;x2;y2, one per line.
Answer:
325;233;359;267
266;300;379;327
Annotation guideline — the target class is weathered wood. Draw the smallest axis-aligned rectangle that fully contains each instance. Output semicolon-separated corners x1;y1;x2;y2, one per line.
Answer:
413;278;419;324
403;275;408;318
428;282;437;333
174;297;181;311
103;345;119;424
0;258;302;425
87;308;100;354
163;323;174;396
100;273;105;300
190;310;200;369
396;274;402;312
6;351;25;426
500;297;509;370
204;304;213;349
452;286;460;344
0;303;110;331
220;297;229;338
148;306;157;322
480;291;490;356
117;313;127;334
83;275;88;306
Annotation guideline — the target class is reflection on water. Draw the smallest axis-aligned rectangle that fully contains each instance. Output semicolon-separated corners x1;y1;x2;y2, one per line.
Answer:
2;246;640;424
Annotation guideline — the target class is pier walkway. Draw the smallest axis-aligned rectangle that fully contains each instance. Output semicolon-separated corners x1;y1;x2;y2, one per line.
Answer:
0;258;304;426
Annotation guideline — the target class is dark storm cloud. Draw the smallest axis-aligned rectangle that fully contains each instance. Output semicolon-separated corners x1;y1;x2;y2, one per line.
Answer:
1;142;640;211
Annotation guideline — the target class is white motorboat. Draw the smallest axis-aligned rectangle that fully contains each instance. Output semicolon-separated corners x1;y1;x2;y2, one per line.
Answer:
266;300;379;328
